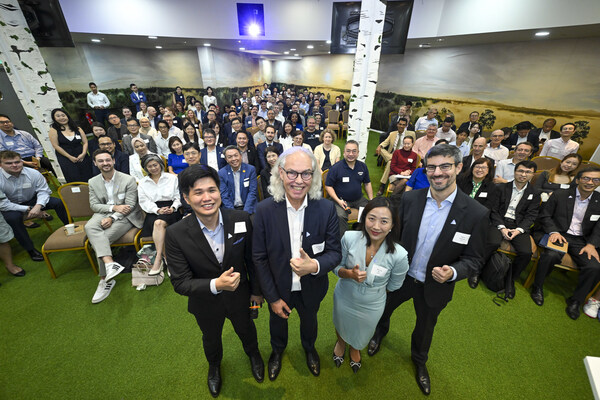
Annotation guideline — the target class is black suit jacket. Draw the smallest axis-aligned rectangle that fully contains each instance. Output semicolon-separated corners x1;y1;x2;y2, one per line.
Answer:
490;182;540;232
456;178;498;211
387;116;415;134
266;119;282;132
530;127;560;143
458;121;479;133
165;209;261;314
252;197;342;309
459;155;494;176
507;132;540;154
399;189;489;308
538;187;600;247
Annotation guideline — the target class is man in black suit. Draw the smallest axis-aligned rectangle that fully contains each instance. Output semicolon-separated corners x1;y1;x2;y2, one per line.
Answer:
253;147;342;380
165;165;264;397
479;160;540;295
531;167;600;318
459;137;492;174
506;121;540;154
257;125;283;171
367;144;489;395
457;111;480;134
530;118;560;144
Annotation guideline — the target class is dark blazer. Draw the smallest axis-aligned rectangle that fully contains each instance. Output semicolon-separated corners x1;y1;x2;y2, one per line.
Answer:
257;141;284;171
507;132;540;154
227;129;254;150
458;121;479;133
399;189;489;308
456;178;498;211
92;150;129;176
244;147;260;171
530;127;560;142
218;163;258;214
266;119;282;132
538;187;600;247
252;197;342;309
165;209;261;315
387;116;415;134
490;182;541;232
200;146;227;170
460;154;493;171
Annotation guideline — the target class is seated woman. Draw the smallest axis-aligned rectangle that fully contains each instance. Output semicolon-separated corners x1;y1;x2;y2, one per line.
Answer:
167;136;187;174
184;109;202;132
457;157;497;210
136;101;149;120
314;113;326;130
533;153;581;200
137;154;181;276
233;98;242;113
332;197;409;373
139;116;158;139
182;122;204;147
388;136;419;193
289;111;304;131
466;122;482;147
279;121;295;150
129;137;155;182
259;146;281;199
174;101;186;118
88;122;122;155
290;129;312;153
314;129;341;172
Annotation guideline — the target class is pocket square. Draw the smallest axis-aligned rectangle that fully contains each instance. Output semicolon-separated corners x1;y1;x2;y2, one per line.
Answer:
233;237;244;245
451;220;457;225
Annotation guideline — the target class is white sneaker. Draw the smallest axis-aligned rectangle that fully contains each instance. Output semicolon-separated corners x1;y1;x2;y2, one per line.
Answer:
105;262;125;282
91;279;116;304
583;297;600;318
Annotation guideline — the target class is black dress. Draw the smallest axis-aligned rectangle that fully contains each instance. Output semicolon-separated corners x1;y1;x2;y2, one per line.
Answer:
56;129;93;183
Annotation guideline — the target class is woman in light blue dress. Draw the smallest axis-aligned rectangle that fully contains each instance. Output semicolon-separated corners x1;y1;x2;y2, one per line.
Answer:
332;197;409;373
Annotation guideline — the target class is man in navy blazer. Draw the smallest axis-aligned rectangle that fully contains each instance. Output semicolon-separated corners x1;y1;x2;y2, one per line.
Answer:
367;144;489;395
507;121;540;155
257;126;283;171
530;118;560;144
129;83;147;112
218;146;258;214
253;147;342;380
200;137;227;171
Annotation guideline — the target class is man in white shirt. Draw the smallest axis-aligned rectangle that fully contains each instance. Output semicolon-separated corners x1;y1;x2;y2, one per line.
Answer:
436;118;456;143
484;130;510;164
494;142;534;183
414;108;439;131
162;113;183;139
87;82;111;126
257;100;269;119
539;122;580;159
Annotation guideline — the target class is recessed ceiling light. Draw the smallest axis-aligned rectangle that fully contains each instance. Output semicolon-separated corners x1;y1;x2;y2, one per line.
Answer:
290;48;296;51
437;38;444;42
148;36;158;39
155;46;162;49
419;43;431;48
203;43;211;47
535;31;550;37
307;45;314;49
91;39;101;43
284;51;289;55
326;40;331;44
294;53;299;56
239;47;246;51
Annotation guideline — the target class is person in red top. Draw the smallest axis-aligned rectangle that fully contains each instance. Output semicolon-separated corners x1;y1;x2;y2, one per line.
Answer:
388;136;418;193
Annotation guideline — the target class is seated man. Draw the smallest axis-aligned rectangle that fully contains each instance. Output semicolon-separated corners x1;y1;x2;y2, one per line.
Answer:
85;149;144;304
107;113;128;141
435;117;456;143
530;118;559;143
494;142;534;183
375;118;415;195
325;140;373;236
0;151;69;261
480;160;540;296
414;108;438;131
0;114;55;174
539;122;579;160
412;124;438;159
257;125;283;171
449;129;470;158
92;135;129;176
218;146;258;214
122;119;157;155
236;131;259;171
458;111;480;133
461;137;492;171
484;130;510;164
229;117;254;149
380;105;415;143
303;116;321;151
531;167;600;318
507;121;540;154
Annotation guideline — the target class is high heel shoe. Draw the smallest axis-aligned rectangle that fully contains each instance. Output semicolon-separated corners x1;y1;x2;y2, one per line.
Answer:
148;261;163;276
332;343;345;367
349;354;362;373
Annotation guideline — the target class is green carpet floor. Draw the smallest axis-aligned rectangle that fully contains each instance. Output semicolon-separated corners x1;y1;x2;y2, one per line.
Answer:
0;131;598;399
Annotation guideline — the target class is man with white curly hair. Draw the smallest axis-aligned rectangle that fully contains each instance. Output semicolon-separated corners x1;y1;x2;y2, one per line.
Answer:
253;147;342;381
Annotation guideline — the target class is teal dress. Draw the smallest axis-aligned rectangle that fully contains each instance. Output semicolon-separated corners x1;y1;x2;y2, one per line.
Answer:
333;231;409;349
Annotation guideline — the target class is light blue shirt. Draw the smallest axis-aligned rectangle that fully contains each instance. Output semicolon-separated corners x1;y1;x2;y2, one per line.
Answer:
450;140;470;157
0;167;51;212
0;129;44;158
567;188;589;236
197;211;224;294
409;188;458;282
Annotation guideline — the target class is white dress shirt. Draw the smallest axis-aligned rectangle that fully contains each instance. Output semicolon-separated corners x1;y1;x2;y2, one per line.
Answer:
286;195;307;291
137;172;181;214
567;188;589;236
484;144;509;164
87;91;110;108
540;138;579;159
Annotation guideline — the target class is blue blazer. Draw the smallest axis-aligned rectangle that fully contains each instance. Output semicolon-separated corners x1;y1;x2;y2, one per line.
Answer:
257;141;283;171
200;146;227;171
218;163;258;214
252;197;342;308
130;91;147;111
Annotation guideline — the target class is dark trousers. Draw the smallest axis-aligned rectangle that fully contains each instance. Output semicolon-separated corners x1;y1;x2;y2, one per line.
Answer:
22;156;56;176
269;291;319;353
94;109;109;127
374;278;446;366
191;284;258;366
534;233;600;302
485;222;533;279
1;196;68;251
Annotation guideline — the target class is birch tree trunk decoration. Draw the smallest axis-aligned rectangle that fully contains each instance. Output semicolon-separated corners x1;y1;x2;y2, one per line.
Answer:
347;0;387;162
0;0;65;182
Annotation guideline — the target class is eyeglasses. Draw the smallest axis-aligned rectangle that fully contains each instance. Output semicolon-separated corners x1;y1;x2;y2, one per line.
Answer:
425;163;455;173
0;120;12;124
515;169;533;175
281;167;313;181
473;165;489;170
580;176;600;184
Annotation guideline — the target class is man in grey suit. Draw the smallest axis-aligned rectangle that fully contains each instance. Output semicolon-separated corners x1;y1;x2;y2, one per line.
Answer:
85;149;144;304
121;119;157;155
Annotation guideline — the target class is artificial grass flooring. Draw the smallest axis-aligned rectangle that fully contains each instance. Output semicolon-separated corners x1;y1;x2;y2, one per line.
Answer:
1;131;598;399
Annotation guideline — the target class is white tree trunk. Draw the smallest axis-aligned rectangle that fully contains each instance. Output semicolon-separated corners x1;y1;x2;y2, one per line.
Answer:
0;0;65;181
347;0;387;162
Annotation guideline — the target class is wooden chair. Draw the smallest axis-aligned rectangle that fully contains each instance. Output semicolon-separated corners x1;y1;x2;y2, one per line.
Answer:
323;105;332;117
322;169;329;198
497;236;540;282
388;111;398;125
531;156;561;171
41;169;59;189
326;110;340;131
415;130;427;139
582;160;600;168
257;175;264;201
41;182;97;278
340;110;349;138
247;126;260;136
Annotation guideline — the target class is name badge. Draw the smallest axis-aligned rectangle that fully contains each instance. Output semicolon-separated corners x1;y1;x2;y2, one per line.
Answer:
71;187;81;193
220;153;225;158
527;194;533;200
591;215;600;222
243;180;250;187
144;139;149;143
342;177;350;183
181;159;187;163
22;182;32;189
234;221;247;234
560;184;569;189
5;141;14;146
452;232;471;245
118;193;125;200
312;241;325;255
370;264;387;277
75;135;81;140
408;158;413;162
478;192;487;198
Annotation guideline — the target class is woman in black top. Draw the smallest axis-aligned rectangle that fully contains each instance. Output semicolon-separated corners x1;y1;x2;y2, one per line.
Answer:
533;153;581;197
172;86;185;109
259;146;281;199
457;157;497;210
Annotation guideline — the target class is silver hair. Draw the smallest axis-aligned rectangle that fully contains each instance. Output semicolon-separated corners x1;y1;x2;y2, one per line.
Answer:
141;153;164;174
268;147;322;202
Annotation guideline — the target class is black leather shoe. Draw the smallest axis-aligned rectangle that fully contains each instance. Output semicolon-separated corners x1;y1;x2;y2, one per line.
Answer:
305;350;320;376
8;266;26;277
207;364;221;398
566;299;581;320
25;222;40;229
268;351;283;381
249;351;264;383
28;249;43;262
468;274;479;289
367;332;383;357
43;214;54;221
530;286;544;306
506;279;515;299
415;364;431;395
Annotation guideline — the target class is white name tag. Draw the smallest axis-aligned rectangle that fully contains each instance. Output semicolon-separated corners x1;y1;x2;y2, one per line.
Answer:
71;187;81;193
527;194;533;200
408;158;413;162
243;180;249;187
591;215;600;222
478;192;487;198
22;182;32;189
452;232;471;245
220;153;225;158
118;193;125;200
234;221;247;234
312;241;325;254
75;135;81;140
560;184;570;189
370;264;387;277
357;206;365;222
5;141;14;146
342;177;350;183
181;159;187;163
144;139;149;143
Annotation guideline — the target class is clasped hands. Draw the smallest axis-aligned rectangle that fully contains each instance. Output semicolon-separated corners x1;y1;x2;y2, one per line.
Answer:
100;205;131;229
501;228;521;241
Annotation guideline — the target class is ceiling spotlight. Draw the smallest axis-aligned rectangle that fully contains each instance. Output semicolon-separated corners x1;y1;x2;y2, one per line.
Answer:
91;38;101;43
248;23;261;37
437;38;445;42
290;48;296;51
328;51;331;54
155;46;162;49
148;36;158;39
294;54;299;57
239;47;246;51
419;43;431;48
535;31;550;37
307;45;314;49
284;51;289;55
326;40;332;44
203;43;211;47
